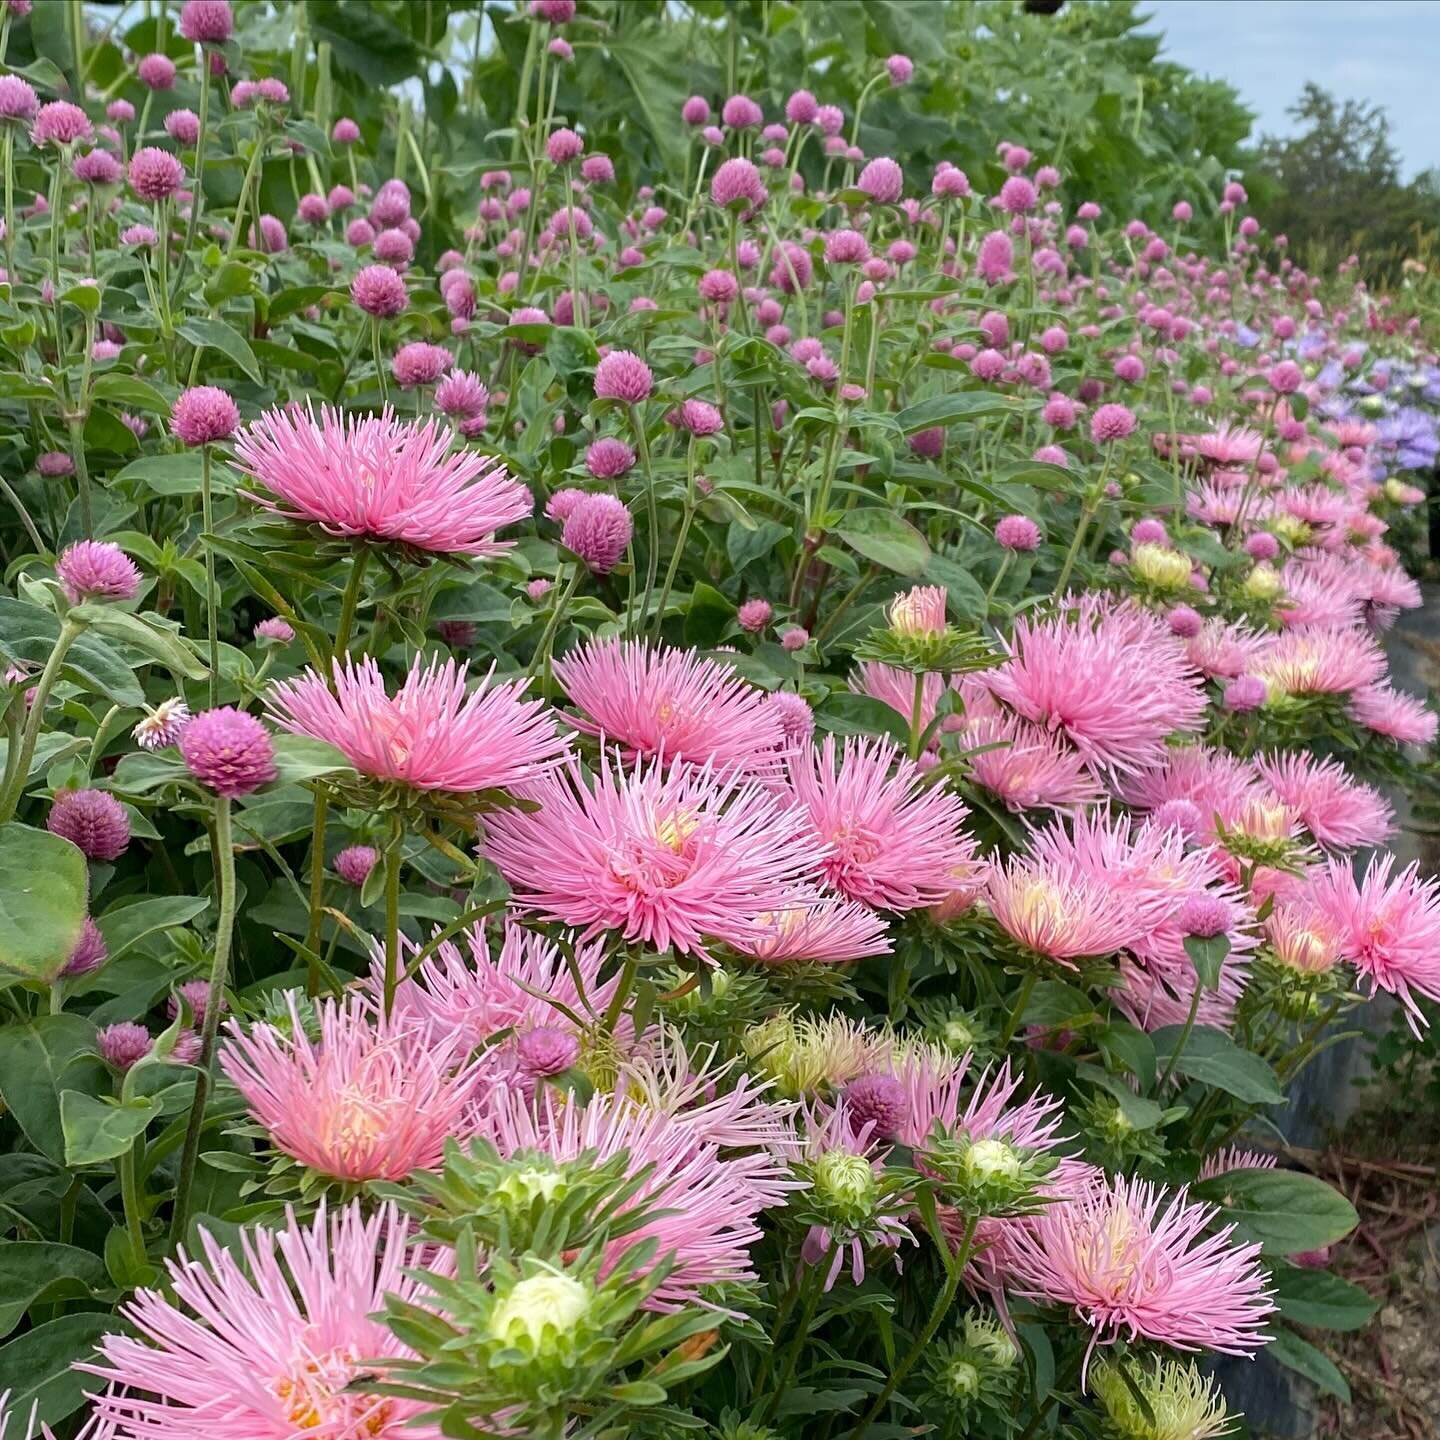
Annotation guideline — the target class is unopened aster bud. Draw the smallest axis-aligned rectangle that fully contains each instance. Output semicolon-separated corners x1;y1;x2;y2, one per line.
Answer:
888;584;947;637
488;1272;592;1353
1131;543;1193;591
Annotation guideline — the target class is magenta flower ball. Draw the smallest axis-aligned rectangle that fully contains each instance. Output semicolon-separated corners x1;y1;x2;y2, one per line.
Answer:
0;75;39;123
995;514;1041;552
180;707;277;797
333;844;379;887
98;1021;151;1070
332;116;360;145
350;263;408;317
48;787;130;861
679;398;724;436
546;127;584;165
254;617;295;644
57;540;141;604
584;436;635;479
171;385;239;446
74;150;123;186
885;54;914;85
178;0;233;43
164;109;201;145
563;493;633;574
594;349;652;404
856;156;903;205
137;53;177;90
31;101;93;148
737;598;772;633
61;916;108;977
1090;403;1137;444
1224;676;1268;712
515;1025;581;1077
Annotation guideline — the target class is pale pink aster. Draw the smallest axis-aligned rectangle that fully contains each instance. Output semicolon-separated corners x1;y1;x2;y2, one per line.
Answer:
983;596;1207;774
562;492;632;573
483;752;822;960
888;583;948;636
479;1087;796;1309
180;707;276;796
555;638;784;773
1254;625;1387;699
85;1203;441;1440
48;787;129;861
964;711;1104;813
785;735;976;911
1347;682;1438;744
1310;855;1440;1032
986;852;1144;965
1185;617;1269;680
1254;751;1394;851
57;539;141;603
593;348;652;403
1198;1146;1278;1181
730;897;892;965
268;654;567;796
234;403;531;556
220;996;482;1181
170;384;238;445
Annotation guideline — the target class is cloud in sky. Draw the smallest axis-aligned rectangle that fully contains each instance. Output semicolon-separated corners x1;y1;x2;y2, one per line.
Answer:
1144;0;1440;178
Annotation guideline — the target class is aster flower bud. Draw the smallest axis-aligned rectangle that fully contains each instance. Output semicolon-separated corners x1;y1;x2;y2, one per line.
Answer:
922;1129;1058;1216
1091;1357;1232;1440
488;1270;593;1354
1130;542;1193;592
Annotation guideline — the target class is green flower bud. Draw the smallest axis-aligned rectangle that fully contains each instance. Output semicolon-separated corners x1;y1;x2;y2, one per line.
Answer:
812;1148;878;1223
489;1272;592;1354
1092;1357;1233;1440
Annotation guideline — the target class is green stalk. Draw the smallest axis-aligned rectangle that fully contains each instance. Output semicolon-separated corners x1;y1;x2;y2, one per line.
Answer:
997;970;1037;1050
527;563;582;688
380;815;404;1018
200;445;219;706
117;1132;147;1264
223;119;267;261
983;552;1013;616
169;794;237;1246
2;128;15;287
631;404;659;635
0;619;82;822
371;315;389;406
1156;979;1204;1091
908;669;927;760
66;416;92;539
172;53;211;299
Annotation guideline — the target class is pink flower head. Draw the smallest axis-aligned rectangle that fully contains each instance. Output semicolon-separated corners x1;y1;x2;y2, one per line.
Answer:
737;597;772;632
349;263;408;317
178;0;233;43
433;369;488;420
372;227;413;266
977;229;1014;284
698;268;739;305
996;514;1041;551
98;1021;152;1070
484;751;822;960
85;1203;442;1440
679;397;723;435
1254;625;1386;699
137;53;177;90
1090;403;1136;443
824;228;869;266
0;75;39;123
710;156;767;214
57;539;141;604
886;53;913;84
545;125;583;165
48;786;130;861
964;711;1104;814
856;156;903;204
31;101;92;147
580;152;612;183
984;596;1207;774
1268;360;1303;394
390;341;451;389
997;174;1036;213
296;192;328;224
1254;751;1393;852
268;654;568;796
234;403;531;556
254;617;294;644
594;348;653;404
62;915;108;977
133;697;191;750
1347;682;1438;745
554;638;783;773
932;164;970;198
986;851;1143;964
37;450;74;477
1007;1175;1273;1375
562;492;632;573
333;844;378;886
584;436;635;478
74;148;123;185
331;116;361;145
221;996;482;1180
721;93;763;129
180;707;277;796
786;736;976;911
170;384;239;446
681;95;711;126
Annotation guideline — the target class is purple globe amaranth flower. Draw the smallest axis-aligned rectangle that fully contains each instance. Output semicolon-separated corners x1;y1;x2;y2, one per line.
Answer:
297;193;329;225
584;436;635;479
346;216;376;248
781;627;809;652
933;163;969;198
737;598;772;632
171;385;239;445
545;126;583;165
133;697;191;750
1224;676;1268;712
166;977;221;1026
137;53;177;90
1090;403;1137;444
515;1025;580;1077
698;268;738;305
57;540;141;604
250;213;287;253
1131;518;1168;545
594;349;652;404
710;156;766;213
996;514;1041;551
73;149;122;185
178;0;233;43
332;116;360;144
333;844;379;887
254;617;295;644
1268;360;1303;394
579;153;613;184
170;1029;202;1064
886;54;913;85
99;1022;151;1070
61;916;108;977
679;398;724;436
372;227;413;267
392;341;451;389
909;426;944;460
435;370;488;420
0;75;39;123
180;707;277;797
31;101;92;148
120;223;157;247
681;95;710;126
824;228;869;265
997;174;1037;213
856;156;903;204
1178;894;1231;939
526;578;552;603
721;93;763;129
1245;532;1279;561
843;1073;907;1138
1166;604;1203;638
47;787;130;861
350;263;407;317
165;109;200;145
562;493;632;574
977;229;1013;283
434;619;475;650
530;0;576;20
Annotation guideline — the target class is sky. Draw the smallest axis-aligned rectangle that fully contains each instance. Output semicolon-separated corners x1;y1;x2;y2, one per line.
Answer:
1144;0;1440;179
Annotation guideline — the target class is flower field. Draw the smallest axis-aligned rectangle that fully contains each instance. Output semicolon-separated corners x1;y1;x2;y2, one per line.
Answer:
0;0;1436;1436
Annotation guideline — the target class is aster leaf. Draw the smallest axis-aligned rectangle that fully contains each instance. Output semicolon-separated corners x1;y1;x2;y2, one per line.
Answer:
1270;1264;1378;1332
1151;1024;1284;1105
0;1312;120;1429
1264;1326;1349;1402
1195;1168;1359;1255
0;1241;106;1338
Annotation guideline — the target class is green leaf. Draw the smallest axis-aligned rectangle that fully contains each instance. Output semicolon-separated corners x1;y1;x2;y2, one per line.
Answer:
1289;392;1309;423
111;751;189;795
893;392;1015;433
69;605;208;682
0;1015;103;1163
61;283;100;315
0;823;89;982
0;599;144;707
268;734;356;785
1265;1327;1348;1402
836;510;930;576
1271;1265;1378;1332
683;583;734;649
545;326;599;376
89;373;173;414
61;1091;162;1167
0;1242;107;1337
814;692;909;748
112;453;217;496
96;895;210;964
1151;1024;1283;1104
1183;933;1231;992
0;1314;119;1428
177;319;263;384
923;551;990;620
1195;1169;1359;1256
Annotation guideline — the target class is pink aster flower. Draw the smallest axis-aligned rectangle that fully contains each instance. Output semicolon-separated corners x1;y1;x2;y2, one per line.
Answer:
731;897;892;965
785;735;976;911
1007;1175;1274;1376
48;787;129;861
1310;855;1440;1032
983;596;1207;774
57;539;141;603
85;1203;441;1440
483;752;822;960
1254;751;1394;852
479;1087;796;1309
180;707;277;796
221;996;482;1181
1347;682;1438;745
170;384;239;446
554;638;784;773
234;403;531;556
268;654;568;796
986;851;1145;965
594;348;653;403
963;711;1104;813
1254;625;1386;699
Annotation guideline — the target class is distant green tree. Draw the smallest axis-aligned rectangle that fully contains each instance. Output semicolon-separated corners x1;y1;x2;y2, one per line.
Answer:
1249;83;1440;282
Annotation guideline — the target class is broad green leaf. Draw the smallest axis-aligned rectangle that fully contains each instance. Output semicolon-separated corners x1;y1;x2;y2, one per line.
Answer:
89;373;173;413
0;599;144;707
545;326;599;376
1151;1024;1283;1104
96;895;210;963
0;1314;118;1427
69;605;208;682
1265;1327;1348;1401
177;318;263;384
1195;1169;1359;1256
268;734;356;785
111;751;189;795
0;1015;103;1163
813;692;909;748
0;1242;107;1337
836;510;930;576
113;453;226;496
0;824;89;982
1183;933;1231;992
61;1091;163;1167
1271;1265;1378;1332
683;583;734;649
894;392;1016;433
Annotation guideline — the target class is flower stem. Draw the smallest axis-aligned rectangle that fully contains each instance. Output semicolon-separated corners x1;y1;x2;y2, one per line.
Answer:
371;315;389;406
117;1132;147;1265
170;793;236;1247
631;404;659;635
1157;977;1204;1091
381;814;404;1019
200;445;219;707
998;970;1037;1050
0;618;82;822
983;552;1012;616
908;670;927;760
527;562;581;688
